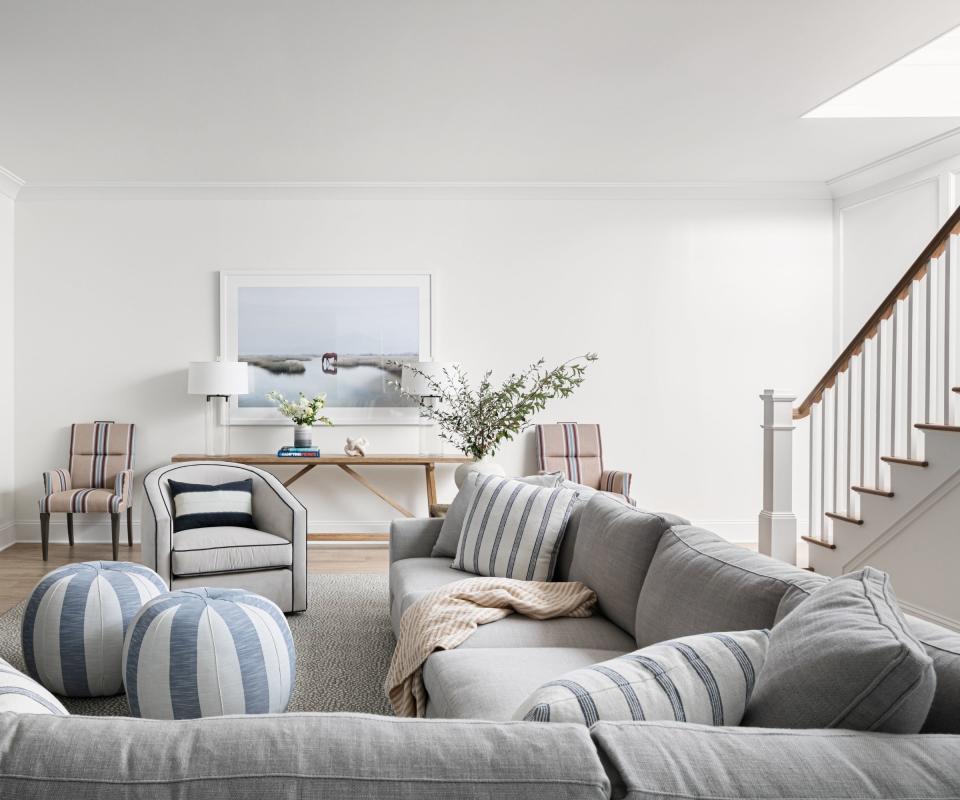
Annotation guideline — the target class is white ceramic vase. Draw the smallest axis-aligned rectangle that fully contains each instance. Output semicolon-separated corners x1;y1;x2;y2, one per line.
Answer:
294;424;312;448
454;455;506;489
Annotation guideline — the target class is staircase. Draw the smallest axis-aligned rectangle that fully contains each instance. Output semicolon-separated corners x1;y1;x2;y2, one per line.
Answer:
760;205;960;629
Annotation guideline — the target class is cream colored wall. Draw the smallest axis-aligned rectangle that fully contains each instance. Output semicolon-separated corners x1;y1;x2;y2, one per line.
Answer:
0;193;13;548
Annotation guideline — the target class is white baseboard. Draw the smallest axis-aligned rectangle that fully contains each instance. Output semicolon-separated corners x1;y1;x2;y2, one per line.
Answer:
898;599;960;632
0;522;16;553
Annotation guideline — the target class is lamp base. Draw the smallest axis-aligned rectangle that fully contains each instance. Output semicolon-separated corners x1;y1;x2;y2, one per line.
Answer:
204;396;231;456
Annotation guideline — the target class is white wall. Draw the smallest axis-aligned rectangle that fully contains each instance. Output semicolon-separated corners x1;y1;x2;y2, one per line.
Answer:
833;152;960;351
12;186;833;544
0;192;13;549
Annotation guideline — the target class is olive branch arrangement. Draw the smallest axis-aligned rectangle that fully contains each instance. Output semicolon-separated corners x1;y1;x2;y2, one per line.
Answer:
394;354;598;459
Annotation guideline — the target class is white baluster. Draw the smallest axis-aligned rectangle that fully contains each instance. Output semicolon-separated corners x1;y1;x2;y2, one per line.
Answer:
945;242;952;424
925;265;932;425
890;304;898;462
875;323;883;488
809;404;815;539
906;288;914;458
846;366;852;514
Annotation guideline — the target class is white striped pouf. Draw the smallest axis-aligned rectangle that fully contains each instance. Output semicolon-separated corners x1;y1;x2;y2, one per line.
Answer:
21;561;168;697
122;587;296;719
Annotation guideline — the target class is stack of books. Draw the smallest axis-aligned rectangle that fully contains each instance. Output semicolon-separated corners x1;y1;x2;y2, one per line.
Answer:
276;446;321;458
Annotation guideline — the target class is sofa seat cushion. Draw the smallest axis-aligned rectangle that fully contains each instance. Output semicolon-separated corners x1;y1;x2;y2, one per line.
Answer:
634;526;821;647
389;558;635;651
171;527;291;576
389;558;470;634
423;647;626;720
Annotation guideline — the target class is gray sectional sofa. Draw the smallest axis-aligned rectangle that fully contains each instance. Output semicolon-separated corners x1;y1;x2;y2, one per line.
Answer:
2;492;960;798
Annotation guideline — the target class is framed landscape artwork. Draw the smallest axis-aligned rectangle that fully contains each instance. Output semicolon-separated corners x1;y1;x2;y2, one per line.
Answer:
219;272;432;425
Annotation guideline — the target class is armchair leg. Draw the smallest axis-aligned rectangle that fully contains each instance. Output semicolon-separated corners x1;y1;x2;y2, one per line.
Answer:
40;513;50;561
110;513;120;561
66;513;74;546
126;506;133;547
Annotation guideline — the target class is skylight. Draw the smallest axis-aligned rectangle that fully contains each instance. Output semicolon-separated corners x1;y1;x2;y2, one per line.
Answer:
805;24;960;118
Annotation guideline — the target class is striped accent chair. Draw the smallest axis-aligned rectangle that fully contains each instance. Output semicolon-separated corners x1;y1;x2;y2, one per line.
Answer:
38;422;136;561
535;423;633;499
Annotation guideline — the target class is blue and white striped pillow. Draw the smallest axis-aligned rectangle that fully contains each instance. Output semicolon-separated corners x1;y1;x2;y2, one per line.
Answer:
168;478;254;532
0;657;68;716
453;474;579;581
513;629;769;726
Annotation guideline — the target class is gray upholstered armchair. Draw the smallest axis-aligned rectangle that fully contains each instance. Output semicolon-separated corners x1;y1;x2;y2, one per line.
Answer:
141;462;307;613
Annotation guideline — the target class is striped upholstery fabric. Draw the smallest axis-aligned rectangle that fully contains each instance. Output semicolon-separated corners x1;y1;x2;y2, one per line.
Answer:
39;422;135;514
600;469;631;497
0;657;68;716
68;422;135;489
123;587;296;719
537;423;604;488
513;630;769;726
21;562;167;697
453;474;580;581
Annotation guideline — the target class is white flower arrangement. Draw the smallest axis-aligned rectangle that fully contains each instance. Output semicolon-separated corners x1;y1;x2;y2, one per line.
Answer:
266;391;334;427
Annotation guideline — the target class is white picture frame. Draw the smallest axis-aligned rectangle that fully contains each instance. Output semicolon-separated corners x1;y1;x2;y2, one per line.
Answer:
219;271;432;425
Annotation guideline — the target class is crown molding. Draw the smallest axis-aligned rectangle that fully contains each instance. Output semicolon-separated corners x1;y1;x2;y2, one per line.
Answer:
17;179;832;200
827;125;960;198
0;165;25;200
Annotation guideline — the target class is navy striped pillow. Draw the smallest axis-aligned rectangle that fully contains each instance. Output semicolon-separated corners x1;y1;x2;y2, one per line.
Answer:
513;629;769;726
168;479;254;532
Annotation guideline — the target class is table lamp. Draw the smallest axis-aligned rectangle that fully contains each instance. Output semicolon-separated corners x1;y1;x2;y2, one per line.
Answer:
188;360;250;456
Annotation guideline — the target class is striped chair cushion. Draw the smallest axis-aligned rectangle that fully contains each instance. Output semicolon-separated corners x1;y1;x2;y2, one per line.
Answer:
513;629;769;726
0;657;68;715
168;478;254;532
123;587;295;719
453;474;579;581
39;488;126;514
21;562;168;697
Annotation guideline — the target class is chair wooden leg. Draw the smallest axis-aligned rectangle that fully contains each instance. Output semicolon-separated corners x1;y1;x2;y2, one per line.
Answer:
110;513;120;561
126;506;133;547
40;513;50;561
66;513;75;546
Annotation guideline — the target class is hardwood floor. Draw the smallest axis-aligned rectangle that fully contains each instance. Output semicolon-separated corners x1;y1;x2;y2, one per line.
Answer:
0;543;389;614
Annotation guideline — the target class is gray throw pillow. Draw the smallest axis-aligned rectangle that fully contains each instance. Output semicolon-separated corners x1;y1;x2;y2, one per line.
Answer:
513;629;768;725
431;472;563;558
744;567;936;732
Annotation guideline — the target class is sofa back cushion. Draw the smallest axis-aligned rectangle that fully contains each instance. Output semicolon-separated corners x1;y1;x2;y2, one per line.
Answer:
567;494;682;637
634;526;822;647
744;568;936;733
770;566;960;734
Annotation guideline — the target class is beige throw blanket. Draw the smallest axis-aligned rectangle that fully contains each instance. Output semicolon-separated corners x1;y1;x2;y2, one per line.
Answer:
385;577;597;717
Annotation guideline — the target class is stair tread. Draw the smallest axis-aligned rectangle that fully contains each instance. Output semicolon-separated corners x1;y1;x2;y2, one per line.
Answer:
825;511;864;525
881;456;929;467
953;387;960;394
801;535;837;550
852;485;894;497
915;423;960;432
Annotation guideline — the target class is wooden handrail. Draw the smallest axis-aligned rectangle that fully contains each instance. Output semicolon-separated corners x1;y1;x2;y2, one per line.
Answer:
794;203;960;420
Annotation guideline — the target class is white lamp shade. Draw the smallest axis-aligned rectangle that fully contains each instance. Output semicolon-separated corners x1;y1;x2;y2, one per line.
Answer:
400;362;458;397
187;361;250;396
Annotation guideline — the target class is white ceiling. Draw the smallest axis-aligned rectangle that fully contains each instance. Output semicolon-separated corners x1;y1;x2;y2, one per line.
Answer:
2;0;960;184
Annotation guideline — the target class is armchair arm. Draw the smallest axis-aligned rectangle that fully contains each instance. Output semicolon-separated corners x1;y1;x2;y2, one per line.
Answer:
42;469;71;495
141;467;173;586
113;469;134;509
389;518;443;564
600;469;632;499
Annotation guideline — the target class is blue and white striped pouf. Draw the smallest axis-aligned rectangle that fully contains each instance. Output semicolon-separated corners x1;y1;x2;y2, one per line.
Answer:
122;587;296;719
21;561;167;697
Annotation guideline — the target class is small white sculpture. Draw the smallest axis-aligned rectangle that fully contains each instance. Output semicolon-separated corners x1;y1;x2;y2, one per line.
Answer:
344;436;369;457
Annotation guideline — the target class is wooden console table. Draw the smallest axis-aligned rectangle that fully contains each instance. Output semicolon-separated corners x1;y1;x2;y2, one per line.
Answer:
170;454;472;539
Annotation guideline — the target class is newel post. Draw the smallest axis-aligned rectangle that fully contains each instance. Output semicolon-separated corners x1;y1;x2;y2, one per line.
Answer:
758;389;797;565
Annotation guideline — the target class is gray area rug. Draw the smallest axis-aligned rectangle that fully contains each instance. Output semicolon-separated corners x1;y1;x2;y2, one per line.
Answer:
0;573;396;717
